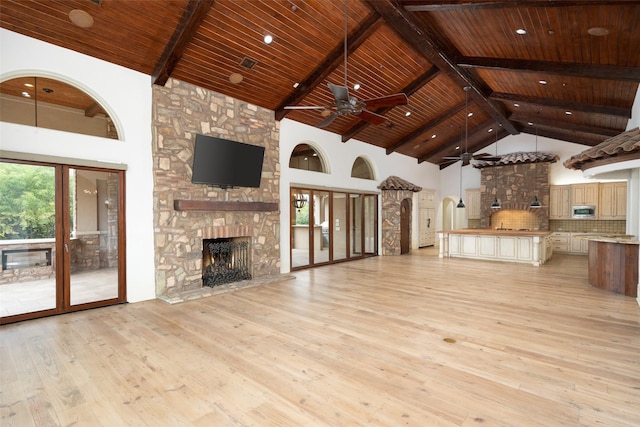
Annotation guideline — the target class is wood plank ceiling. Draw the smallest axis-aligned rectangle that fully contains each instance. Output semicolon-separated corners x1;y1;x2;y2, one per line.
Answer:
1;0;639;168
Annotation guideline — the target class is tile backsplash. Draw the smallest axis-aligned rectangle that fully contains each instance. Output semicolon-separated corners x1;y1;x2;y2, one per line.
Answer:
550;220;626;234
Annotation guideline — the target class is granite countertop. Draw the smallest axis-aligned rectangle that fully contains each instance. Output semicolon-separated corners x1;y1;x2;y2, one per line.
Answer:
582;236;639;245
441;229;552;237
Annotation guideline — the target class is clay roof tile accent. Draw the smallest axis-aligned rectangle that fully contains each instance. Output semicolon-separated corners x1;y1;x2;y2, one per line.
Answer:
473;151;558;169
563;127;640;170
378;176;422;192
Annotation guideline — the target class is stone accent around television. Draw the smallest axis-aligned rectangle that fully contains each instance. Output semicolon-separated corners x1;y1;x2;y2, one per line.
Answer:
152;78;280;298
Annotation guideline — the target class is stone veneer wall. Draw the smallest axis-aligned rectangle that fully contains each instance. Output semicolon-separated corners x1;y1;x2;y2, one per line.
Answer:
380;190;414;255
480;162;551;230
152;79;280;298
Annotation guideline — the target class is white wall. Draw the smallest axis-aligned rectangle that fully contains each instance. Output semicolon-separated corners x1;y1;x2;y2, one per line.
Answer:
279;118;440;272
0;29;156;302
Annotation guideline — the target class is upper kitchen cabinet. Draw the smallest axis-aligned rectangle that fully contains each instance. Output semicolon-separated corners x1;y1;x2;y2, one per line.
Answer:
550;185;571;219
466;189;481;220
571;183;599;206
598;182;627;219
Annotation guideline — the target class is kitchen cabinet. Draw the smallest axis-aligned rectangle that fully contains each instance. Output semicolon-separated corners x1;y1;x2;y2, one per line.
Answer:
571;183;599;206
549;185;571;219
418;208;435;247
551;232;570;252
465;189;481;220
598;182;626;219
569;234;589;254
439;231;551;266
552;232;590;254
418;190;436;247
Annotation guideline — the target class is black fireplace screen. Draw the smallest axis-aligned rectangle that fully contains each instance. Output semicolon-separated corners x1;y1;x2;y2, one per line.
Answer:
203;238;251;287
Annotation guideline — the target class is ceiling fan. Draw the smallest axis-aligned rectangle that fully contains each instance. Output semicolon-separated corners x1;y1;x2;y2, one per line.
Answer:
442;86;501;167
284;0;408;128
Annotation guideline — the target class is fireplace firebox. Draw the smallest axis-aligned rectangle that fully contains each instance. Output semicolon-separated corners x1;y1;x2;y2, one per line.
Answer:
202;237;251;287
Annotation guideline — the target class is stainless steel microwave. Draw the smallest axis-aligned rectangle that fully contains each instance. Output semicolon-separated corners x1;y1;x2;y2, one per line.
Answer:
572;205;596;219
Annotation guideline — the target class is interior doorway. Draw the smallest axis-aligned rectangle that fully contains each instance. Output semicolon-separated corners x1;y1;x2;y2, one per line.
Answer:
400;198;410;254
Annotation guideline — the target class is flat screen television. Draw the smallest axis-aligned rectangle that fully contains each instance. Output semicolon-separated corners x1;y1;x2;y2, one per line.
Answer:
191;134;265;188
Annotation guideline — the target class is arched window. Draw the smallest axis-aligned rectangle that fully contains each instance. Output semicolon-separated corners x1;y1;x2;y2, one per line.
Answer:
0;76;118;139
289;143;326;173
351;156;374;180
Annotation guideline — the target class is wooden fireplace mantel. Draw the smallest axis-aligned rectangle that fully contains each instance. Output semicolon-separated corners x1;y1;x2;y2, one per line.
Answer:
173;199;279;212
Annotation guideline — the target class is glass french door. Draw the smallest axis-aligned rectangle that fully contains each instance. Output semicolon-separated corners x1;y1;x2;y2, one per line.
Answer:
0;160;125;324
290;187;377;270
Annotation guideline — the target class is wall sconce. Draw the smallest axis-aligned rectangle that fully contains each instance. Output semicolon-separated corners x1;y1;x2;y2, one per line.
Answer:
292;194;307;209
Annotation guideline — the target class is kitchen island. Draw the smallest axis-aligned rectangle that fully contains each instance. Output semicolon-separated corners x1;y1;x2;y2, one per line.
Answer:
587;237;639;298
438;229;553;266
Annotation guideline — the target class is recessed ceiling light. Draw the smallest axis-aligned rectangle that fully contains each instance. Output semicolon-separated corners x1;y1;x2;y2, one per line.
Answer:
467;112;473;117
539;80;548;85
353;83;360;91
293;82;299;88
488;128;494;133
528;122;534;126
21;91;31;98
514;103;520;107
455;146;460;150
588;27;609;36
68;9;94;28
229;73;243;84
24;83;34;88
548;30;555;35
431;134;436;139
516;29;527;35
263;34;273;44
565;111;572;115
405;111;411;117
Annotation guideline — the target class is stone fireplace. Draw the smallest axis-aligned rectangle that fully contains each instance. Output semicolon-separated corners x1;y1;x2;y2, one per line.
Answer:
477;153;557;231
152;79;281;300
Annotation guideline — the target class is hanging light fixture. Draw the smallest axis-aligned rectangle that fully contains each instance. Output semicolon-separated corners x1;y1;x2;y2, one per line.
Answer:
491;122;501;209
530;114;541;208
456;88;472;209
293;193;307;210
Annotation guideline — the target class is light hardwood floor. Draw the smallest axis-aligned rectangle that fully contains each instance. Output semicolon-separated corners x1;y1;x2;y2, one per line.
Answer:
1;249;639;426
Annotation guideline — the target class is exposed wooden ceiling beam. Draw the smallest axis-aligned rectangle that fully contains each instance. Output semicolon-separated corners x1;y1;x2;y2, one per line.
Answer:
490;92;632;118
367;0;519;136
418;120;496;163
402;1;633;12
342;66;441;143
85;102;103;118
386;100;466;155
521;127;604;146
458;57;640;82
274;13;383;121
509;114;622;137
152;0;215;86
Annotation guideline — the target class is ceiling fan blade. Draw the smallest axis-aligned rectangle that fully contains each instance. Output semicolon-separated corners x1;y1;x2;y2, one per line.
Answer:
317;112;340;128
363;93;408;110
442;156;461;160
284;105;332;110
328;82;349;101
358;109;387;125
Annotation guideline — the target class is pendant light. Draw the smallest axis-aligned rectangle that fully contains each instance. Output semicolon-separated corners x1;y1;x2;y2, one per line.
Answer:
530;114;541;208
457;88;471;209
491;122;501;209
